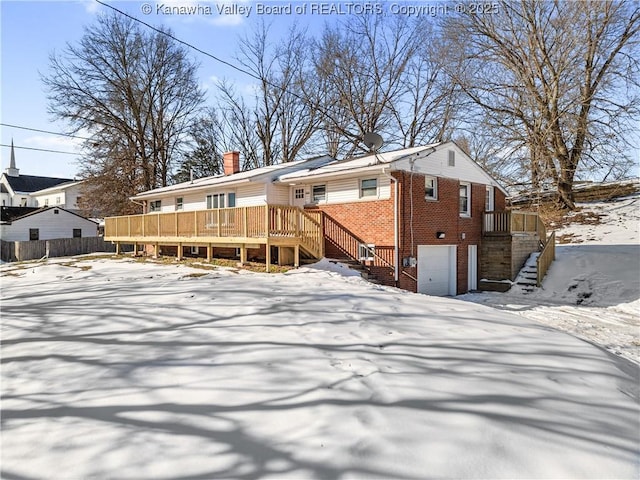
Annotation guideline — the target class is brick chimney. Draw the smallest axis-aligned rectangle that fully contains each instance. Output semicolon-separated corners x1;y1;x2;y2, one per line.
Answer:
223;151;240;176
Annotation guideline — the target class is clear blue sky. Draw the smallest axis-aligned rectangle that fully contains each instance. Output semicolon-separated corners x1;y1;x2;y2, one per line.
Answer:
0;0;350;179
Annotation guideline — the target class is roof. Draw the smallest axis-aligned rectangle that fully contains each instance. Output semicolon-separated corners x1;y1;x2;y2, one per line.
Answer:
278;144;440;182
1;207;40;222
32;180;82;196
0;206;97;224
133;155;335;200
3;174;75;194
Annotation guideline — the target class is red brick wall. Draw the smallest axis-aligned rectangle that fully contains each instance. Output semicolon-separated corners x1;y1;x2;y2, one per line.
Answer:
309;172;498;294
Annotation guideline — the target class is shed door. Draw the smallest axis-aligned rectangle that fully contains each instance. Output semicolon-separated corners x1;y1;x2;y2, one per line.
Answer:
417;245;457;296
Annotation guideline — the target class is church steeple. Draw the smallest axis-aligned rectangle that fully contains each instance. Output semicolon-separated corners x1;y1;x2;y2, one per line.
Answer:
5;139;20;177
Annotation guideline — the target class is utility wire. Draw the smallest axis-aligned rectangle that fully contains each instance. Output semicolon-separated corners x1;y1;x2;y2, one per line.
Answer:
94;0;349;136
0;143;80;155
0;123;92;141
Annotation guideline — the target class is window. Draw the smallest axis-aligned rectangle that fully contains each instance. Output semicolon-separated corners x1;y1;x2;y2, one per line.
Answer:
206;193;225;209
360;178;378;198
56;196;61;205
425;176;438;200
149;200;162;212
20;198;27;206
227;192;236;208
485;186;494;212
29;228;39;241
44;199;49;206
73;229;82;238
294;188;305;200
53;209;59;214
190;246;199;255
176;197;183;210
460;183;471;216
358;243;375;261
76;196;82;207
312;184;326;203
448;150;455;167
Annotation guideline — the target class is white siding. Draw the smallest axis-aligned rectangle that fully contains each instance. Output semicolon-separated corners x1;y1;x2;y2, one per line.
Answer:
266;183;289;205
235;184;266;207
307;174;390;205
394;144;502;188
0;208;97;242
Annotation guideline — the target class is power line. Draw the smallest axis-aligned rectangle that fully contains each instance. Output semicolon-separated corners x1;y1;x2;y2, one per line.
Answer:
0;143;80;156
94;0;347;134
0;123;92;141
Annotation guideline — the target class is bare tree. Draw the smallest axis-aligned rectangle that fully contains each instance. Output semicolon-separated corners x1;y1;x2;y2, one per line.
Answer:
212;21;321;168
390;24;462;147
43;13;204;215
312;16;425;157
444;0;640;209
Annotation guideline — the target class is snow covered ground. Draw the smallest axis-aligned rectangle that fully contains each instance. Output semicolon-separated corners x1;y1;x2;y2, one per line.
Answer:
1;252;639;478
463;193;640;364
1;192;639;479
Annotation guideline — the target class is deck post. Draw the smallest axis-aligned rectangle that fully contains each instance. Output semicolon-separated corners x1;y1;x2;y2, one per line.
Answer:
115;242;121;255
265;240;271;273
207;243;212;262
240;245;247;265
243;207;248;237
177;243;182;260
154;243;159;259
294;243;300;268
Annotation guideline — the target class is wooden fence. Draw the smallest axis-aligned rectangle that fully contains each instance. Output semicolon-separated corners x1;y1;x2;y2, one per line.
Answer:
1;237;121;262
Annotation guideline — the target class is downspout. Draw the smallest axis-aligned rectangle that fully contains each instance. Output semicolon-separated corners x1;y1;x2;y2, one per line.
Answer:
130;198;146;213
381;168;399;284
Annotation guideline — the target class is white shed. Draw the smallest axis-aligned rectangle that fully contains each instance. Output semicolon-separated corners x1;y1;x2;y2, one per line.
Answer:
0;207;98;242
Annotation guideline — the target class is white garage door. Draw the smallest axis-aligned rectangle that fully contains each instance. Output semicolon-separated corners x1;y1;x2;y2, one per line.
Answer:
417;245;457;296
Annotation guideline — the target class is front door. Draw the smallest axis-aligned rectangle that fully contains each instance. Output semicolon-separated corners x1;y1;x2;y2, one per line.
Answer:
292;186;306;208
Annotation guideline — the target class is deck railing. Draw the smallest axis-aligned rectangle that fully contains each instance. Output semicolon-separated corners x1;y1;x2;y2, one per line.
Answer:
483;210;545;237
104;205;323;258
536;231;556;287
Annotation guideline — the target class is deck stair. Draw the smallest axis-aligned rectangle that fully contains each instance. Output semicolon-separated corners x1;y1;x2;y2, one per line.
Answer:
336;258;382;284
513;254;540;294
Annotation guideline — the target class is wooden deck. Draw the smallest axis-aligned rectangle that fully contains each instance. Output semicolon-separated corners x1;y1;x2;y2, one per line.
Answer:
483;210;546;239
104;205;324;270
481;210;555;285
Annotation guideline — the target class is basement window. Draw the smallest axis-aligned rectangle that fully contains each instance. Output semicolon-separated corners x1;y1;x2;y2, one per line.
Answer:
358;243;375;261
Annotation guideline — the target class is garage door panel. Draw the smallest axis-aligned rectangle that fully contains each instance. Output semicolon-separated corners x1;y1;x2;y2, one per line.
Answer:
417;245;456;296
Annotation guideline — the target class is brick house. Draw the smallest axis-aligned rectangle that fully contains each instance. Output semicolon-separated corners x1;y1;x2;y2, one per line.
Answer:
105;143;550;295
